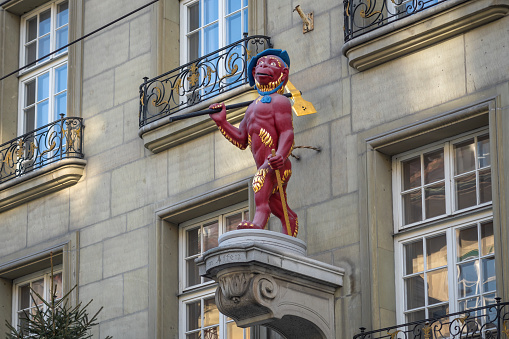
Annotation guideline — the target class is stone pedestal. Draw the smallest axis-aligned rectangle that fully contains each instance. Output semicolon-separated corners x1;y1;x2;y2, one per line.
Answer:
195;230;345;339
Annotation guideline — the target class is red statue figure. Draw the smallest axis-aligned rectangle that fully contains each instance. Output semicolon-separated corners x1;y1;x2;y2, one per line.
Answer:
209;49;298;237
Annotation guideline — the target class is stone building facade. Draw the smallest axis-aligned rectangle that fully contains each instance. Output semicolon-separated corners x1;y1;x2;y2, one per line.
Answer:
0;0;508;338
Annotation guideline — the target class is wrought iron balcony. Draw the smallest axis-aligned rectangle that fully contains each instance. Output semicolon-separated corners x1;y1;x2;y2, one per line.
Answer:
139;34;272;127
355;299;509;339
344;0;449;42
0;116;84;185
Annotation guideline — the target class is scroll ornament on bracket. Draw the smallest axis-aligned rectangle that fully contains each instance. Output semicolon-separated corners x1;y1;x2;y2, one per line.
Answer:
218;273;279;305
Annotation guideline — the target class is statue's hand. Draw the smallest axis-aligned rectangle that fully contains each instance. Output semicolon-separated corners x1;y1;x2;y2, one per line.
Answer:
268;153;284;170
209;103;226;123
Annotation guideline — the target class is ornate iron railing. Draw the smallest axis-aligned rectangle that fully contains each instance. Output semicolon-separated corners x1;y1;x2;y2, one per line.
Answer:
0;116;84;185
354;299;509;339
344;0;449;42
139;34;272;127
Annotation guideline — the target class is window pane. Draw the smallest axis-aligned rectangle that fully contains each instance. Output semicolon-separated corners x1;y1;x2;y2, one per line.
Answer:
405;240;423;274
26;42;37;65
38;35;50;61
458;260;480;298
187;259;200;287
37;72;50;101
406;275;425;310
428;304;448;319
187;300;201;331
243;9;248;34
226;212;242;233
37;100;49;128
227;0;241;14
54;93;67;119
406;309;425;323
477;134;490;168
455;173;476;210
403;190;422;225
55;64;67;93
188;2;200;32
32;278;44;306
19;284;31;309
458;296;482;311
424;183;445;219
56;26;69;52
24;107;35;133
203;297;219;327
427;268;448;305
402;156;421;190
482;258;496;293
204;23;219;55
226;12;242;45
204;0;218;25
26;17;37;41
188;32;200;61
458;226;478;262
481;221;494;256
187;228;200;256
57;1;69;27
18;312;29;334
52;272;63;299
426;234;447;269
186;332;200;339
39;10;51;36
205;327;219;338
455;139;475;174
25;80;36;106
479;168;492;204
203;221;218;252
423;149;444;184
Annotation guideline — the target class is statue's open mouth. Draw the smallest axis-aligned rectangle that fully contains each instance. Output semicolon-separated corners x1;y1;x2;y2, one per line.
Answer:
256;72;272;77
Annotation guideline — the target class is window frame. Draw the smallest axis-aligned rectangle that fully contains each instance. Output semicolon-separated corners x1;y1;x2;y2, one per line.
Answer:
17;0;69;138
392;128;492;231
179;0;249;66
394;211;495;324
178;202;251;339
11;265;63;334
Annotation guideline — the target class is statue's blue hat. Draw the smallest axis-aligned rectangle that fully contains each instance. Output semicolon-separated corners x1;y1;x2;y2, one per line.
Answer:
247;48;290;86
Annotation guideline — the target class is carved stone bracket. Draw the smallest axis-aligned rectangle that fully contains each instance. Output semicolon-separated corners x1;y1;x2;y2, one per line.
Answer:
195;230;345;339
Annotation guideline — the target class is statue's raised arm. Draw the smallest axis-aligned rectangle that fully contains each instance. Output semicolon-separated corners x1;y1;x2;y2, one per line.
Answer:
209;49;298;237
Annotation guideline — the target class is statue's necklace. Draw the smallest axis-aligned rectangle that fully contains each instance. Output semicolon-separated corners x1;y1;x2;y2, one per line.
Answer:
256;81;285;103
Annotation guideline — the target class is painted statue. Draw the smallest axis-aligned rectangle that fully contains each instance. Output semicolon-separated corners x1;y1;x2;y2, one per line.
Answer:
209;49;298;237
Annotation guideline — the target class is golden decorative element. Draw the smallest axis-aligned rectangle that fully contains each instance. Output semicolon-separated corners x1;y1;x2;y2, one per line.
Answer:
16;139;24;158
502;320;509;337
359;0;381;18
188;63;199;87
285;80;317;116
293;218;298;237
246;49;253;60
205;66;216;82
40;132;57;157
219;55;239;81
29;142;37;157
248;134;252;150
346;0;350;16
281;169;292;184
259;128;273;148
252;168;269;193
272;149;292;236
219;126;247;150
2;151;13;165
152;87;169;107
452;315;468;325
422;324;432;339
387;330;402;339
172;78;182;92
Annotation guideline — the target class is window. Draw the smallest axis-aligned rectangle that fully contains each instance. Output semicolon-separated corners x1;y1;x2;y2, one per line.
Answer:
180;0;248;63
393;129;491;229
12;268;63;335
179;204;251;339
18;0;69;137
393;129;495;324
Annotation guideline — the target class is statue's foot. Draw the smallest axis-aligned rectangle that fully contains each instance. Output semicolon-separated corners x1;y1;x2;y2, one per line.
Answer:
237;220;264;230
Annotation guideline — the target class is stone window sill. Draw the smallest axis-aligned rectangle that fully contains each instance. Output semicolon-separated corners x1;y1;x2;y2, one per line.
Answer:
0;158;86;212
139;85;258;153
342;0;509;71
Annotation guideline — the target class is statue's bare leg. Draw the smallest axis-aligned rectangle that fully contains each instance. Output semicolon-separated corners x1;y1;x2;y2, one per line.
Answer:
238;168;276;230
269;184;298;237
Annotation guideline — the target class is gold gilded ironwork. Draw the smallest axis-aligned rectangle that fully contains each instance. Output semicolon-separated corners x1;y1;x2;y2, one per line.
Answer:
16;139;24;158
387;330;401;339
359;0;381;18
205;66;216;82
219;55;239;81
152;87;169;107
503;320;509;337
40;132;57;157
285;81;317;116
259;128;273;148
172;78;183;92
188;63;199;87
29;142;37;157
422;324;432;339
2;151;13;165
252;168;268;193
219;126;247;150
